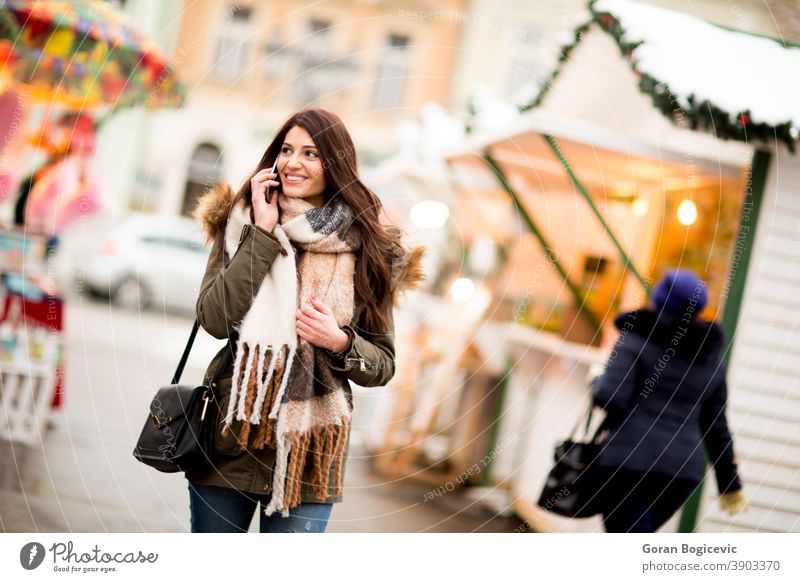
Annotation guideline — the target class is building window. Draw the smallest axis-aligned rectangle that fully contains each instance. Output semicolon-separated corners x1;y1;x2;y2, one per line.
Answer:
293;19;333;103
211;5;254;82
262;35;290;77
182;144;223;217
372;34;410;110
302;19;332;68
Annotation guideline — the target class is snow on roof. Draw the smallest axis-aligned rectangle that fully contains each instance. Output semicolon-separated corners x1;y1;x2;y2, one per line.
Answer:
522;0;800;149
594;0;800;132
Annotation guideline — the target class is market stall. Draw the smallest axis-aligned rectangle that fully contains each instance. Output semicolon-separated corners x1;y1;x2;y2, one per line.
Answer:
0;227;63;444
0;0;184;446
442;0;799;532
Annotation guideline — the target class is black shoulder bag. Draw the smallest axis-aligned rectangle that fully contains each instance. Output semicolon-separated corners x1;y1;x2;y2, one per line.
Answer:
537;402;608;518
132;321;236;473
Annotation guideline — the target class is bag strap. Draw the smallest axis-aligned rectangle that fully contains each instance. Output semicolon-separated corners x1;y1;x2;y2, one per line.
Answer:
568;400;608;443
171;320;237;388
568;400;595;440
171;320;199;384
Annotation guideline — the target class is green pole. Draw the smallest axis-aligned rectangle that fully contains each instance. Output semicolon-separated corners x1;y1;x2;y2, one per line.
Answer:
677;148;771;533
481;150;602;333
541;133;650;298
478;357;514;487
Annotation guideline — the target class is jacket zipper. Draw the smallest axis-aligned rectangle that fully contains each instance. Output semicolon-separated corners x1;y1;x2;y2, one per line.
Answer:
346;357;372;371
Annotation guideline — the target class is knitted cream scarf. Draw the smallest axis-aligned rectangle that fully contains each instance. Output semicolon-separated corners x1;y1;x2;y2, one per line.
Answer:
222;192;361;517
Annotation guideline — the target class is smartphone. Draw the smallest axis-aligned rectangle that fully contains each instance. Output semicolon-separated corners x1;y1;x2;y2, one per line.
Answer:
265;158;279;204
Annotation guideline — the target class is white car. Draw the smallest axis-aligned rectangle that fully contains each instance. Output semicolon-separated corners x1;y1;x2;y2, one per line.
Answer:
80;214;210;314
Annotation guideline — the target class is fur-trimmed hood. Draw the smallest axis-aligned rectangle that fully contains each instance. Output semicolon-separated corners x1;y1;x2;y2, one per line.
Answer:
614;308;726;361
192;181;237;244
192;181;425;303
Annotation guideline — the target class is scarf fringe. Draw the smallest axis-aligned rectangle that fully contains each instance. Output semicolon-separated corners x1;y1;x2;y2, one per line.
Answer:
250;347;275;423
263;415;350;516
223;343;248;429
269;346;296;420
224;342;296;430
263;406;293;517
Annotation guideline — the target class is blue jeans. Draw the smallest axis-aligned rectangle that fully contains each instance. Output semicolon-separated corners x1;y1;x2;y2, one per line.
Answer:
188;481;333;533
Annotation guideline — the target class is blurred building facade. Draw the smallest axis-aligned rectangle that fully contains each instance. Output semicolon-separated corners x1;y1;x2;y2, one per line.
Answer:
95;0;468;217
89;0;789;218
88;0;183;219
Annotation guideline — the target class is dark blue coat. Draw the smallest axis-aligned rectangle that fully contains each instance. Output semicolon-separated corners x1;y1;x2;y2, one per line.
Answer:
592;309;741;493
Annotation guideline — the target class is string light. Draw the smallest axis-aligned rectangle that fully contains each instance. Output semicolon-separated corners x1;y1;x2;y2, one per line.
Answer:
677;199;698;226
449;278;475;302
410;200;450;229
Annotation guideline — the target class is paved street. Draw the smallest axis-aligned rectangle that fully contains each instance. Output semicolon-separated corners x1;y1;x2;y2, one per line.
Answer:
1;296;526;533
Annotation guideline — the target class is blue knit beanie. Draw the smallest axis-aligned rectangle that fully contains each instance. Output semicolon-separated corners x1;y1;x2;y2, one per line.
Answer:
652;270;708;318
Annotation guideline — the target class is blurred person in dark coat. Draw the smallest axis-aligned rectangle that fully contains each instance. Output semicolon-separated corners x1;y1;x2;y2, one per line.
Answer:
590;270;747;532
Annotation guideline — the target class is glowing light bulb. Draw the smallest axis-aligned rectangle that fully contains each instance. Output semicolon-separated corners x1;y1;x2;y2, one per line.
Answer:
410;200;450;229
632;198;648;217
449;277;475;303
677;199;697;226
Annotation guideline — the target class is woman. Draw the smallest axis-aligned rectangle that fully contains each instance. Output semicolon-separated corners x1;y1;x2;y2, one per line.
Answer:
188;108;423;533
590;270;747;532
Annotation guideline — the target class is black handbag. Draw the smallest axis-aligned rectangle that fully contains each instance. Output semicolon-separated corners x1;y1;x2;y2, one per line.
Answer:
537;403;607;518
132;321;235;473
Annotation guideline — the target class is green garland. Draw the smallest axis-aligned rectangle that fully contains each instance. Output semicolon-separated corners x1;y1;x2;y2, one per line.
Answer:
519;0;798;152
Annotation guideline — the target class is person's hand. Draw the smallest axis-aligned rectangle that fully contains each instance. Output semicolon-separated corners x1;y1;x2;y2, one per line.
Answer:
600;324;620;351
251;169;280;232
719;490;748;516
296;296;350;352
586;361;606;384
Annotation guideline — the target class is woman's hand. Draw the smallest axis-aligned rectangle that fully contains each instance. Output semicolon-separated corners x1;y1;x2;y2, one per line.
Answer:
296;296;350;353
251;169;280;232
719;489;748;516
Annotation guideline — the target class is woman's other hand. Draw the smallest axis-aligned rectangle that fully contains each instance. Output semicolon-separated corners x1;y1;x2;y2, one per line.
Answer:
296;296;350;352
719;489;748;516
251;169;280;232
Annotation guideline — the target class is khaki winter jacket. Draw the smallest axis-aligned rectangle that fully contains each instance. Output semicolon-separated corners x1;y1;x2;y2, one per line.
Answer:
185;183;423;502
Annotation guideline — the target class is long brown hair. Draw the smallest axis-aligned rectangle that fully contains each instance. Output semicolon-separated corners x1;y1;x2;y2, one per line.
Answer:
212;108;400;334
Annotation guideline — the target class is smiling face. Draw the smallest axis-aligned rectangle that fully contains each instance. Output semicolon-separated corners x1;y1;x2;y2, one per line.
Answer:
277;125;327;207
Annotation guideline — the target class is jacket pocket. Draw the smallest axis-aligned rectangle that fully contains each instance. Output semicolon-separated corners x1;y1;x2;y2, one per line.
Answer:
212;377;247;457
